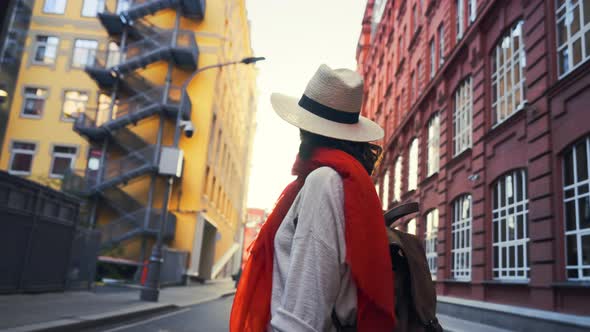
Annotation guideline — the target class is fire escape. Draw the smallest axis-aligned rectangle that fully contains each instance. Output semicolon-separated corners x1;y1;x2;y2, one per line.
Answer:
63;0;205;252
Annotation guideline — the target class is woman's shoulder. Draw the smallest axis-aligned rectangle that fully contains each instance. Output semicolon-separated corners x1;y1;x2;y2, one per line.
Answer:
304;166;342;190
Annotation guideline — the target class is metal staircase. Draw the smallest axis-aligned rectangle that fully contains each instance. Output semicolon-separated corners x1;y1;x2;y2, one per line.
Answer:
74;86;190;137
86;28;199;87
98;208;176;249
98;0;206;36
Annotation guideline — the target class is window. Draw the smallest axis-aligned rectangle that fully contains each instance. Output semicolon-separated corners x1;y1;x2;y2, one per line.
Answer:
407;218;417;235
22;87;47;118
50;145;77;178
116;0;132;14
393;156;402;202
430;38;436;78
563;136;590;280
556;0;590;77
62;90;88;120
417;61;423;95
408;138;419;191
33;36;59;64
72;39;97;68
425;209;439;277
96;92;112;126
410;71;416;102
452;195;472;280
454;78;473;155
492;20;527;125
469;0;477;23
438;24;445;67
9;142;36;175
82;0;105;17
43;0;66;14
413;5;419;33
383;169;390;210
493;170;530;280
457;0;465;40
427;114;440;176
106;41;121;68
371;0;387;37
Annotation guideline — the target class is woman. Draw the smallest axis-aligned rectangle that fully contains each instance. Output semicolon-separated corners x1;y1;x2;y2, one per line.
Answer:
231;65;396;332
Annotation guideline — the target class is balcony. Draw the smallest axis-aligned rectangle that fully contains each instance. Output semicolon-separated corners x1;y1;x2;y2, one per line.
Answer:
85;29;199;87
98;0;206;36
74;87;190;140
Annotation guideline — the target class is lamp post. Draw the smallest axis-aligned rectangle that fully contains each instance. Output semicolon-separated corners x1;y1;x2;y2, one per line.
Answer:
140;56;265;302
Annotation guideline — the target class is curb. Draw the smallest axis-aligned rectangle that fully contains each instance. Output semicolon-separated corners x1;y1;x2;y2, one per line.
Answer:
2;291;235;332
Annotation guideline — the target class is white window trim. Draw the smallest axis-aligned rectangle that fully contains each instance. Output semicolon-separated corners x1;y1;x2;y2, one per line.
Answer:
382;169;390;210
393;156;403;202
563;136;590;281
72;39;98;68
408;138;419;191
492;170;530;280
407;218;417;235
439;24;445;67
469;0;477;23
452;195;472;281
43;0;67;14
457;0;464;40
427;114;440;176
492;20;527;126
453;78;473;156
49;145;78;179
425;209;439;278
430;39;436;79
82;0;105;17
8;141;37;176
556;0;590;78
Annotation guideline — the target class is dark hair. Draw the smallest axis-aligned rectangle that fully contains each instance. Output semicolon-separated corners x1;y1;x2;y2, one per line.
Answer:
299;130;383;175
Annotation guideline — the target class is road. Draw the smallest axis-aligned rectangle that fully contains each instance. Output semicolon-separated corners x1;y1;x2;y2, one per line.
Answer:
96;295;234;332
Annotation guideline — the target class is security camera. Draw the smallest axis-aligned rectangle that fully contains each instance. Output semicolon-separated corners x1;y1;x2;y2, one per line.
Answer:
179;120;195;138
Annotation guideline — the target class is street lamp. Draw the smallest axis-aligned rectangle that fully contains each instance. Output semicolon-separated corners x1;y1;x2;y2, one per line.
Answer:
140;56;265;302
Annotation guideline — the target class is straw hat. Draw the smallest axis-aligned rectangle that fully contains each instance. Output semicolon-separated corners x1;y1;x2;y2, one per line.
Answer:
271;64;384;142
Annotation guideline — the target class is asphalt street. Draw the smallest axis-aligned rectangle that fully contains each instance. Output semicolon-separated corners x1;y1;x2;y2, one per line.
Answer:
94;295;234;332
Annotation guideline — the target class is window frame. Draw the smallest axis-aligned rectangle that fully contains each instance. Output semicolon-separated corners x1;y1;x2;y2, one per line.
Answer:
430;38;436;79
452;195;472;281
33;35;59;65
382;168;390;210
457;0;465;40
8;141;37;175
492;169;530;280
62;89;89;121
438;24;445;67
49;144;78;179
21;87;48;119
425;209;439;278
556;0;590;78
491;20;527;126
71;39;98;68
427;113;441;176
563;136;590;281
43;0;67;14
408;138;419;191
393;156;403;202
453;77;473;156
407;218;417;235
81;0;105;17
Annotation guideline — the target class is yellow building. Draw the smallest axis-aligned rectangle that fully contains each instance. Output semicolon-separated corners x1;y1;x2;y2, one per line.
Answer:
0;0;258;281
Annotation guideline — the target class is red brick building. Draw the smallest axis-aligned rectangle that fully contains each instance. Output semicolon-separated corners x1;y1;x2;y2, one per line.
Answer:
358;0;590;328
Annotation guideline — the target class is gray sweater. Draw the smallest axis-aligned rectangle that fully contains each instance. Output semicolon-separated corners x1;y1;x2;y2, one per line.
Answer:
269;167;358;332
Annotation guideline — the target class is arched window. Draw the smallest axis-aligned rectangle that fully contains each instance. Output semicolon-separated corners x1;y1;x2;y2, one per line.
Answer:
563;136;590;280
454;77;473;155
452;195;472;281
492;170;530;280
556;1;590;77
427;114;440;176
425;209;439;277
491;20;527;124
408;138;419;190
407;218;417;235
393;156;403;202
382;169;390;210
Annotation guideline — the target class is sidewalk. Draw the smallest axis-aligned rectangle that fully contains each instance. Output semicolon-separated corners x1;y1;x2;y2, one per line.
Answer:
0;280;236;332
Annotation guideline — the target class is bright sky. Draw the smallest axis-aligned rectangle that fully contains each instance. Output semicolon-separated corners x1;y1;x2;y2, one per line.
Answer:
245;0;368;209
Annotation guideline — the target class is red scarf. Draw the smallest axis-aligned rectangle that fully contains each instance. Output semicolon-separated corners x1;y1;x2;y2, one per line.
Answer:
230;148;396;331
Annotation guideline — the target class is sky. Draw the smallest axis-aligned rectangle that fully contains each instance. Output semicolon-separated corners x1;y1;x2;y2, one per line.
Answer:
245;0;369;209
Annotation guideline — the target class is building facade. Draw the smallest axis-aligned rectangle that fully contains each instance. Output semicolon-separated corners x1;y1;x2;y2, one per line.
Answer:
241;207;266;270
358;0;590;322
0;0;257;281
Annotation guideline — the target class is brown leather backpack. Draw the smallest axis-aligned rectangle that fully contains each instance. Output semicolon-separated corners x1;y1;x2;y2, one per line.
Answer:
384;203;443;332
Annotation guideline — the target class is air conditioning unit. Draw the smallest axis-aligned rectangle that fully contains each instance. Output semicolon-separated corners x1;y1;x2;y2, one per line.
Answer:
159;147;184;177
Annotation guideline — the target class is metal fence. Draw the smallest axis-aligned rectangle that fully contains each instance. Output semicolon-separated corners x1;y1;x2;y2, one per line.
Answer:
0;171;81;293
66;228;101;290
